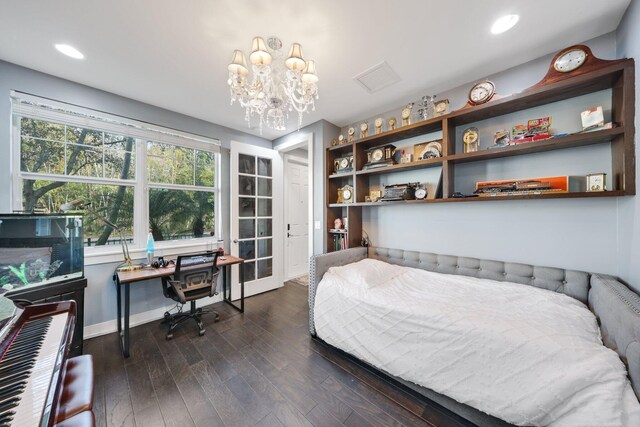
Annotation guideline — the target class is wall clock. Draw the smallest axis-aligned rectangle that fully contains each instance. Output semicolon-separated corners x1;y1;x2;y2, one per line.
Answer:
468;81;496;106
388;117;397;131
337;134;345;145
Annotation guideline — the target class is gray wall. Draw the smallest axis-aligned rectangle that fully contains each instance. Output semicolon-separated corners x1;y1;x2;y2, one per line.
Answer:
616;0;640;288
0;60;272;328
273;119;340;255
336;32;640;289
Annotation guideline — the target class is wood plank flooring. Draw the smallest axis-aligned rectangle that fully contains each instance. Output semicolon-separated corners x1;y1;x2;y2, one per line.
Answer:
84;281;463;427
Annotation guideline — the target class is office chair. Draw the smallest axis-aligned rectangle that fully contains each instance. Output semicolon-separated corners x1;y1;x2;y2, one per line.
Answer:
161;252;220;340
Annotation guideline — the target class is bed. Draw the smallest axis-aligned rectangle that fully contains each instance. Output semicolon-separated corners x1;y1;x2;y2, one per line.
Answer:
309;247;640;426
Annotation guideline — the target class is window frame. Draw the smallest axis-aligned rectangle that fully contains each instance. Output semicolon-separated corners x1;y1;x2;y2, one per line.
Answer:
10;93;221;266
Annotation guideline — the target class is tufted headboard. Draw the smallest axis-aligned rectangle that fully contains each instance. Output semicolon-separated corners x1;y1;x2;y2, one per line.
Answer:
309;246;640;399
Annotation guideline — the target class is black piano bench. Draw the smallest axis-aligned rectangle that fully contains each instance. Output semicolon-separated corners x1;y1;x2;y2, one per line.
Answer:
54;355;95;425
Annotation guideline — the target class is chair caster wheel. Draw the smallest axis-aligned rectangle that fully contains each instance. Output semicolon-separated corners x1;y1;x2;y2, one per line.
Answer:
198;329;205;337
166;333;173;340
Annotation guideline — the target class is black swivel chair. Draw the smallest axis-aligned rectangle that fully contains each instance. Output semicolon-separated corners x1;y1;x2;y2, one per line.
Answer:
161;252;221;340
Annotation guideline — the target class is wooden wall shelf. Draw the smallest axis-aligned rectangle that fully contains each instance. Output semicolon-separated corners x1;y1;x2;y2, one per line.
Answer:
329;190;624;208
324;56;635;253
447;127;624;164
355;157;443;176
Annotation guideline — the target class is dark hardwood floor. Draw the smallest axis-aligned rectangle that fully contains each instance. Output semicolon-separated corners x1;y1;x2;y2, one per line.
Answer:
84;281;456;427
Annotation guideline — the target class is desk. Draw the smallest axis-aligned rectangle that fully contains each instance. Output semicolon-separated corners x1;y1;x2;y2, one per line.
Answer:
114;255;244;357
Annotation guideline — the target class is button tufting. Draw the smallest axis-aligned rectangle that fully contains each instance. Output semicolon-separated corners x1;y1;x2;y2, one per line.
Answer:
531;276;535;280
503;272;507;276
562;280;567;284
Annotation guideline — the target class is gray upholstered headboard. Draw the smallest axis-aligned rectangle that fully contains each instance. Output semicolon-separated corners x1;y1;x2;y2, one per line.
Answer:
309;246;640;399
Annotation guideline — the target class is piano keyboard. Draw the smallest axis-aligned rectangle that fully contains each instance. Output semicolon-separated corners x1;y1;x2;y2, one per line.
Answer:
0;313;69;427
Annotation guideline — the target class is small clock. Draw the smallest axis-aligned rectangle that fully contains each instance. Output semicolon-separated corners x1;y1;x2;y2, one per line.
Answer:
374;117;383;134
331;138;338;147
586;173;606;192
554;47;588;73
360;122;368;139
363;144;396;170
337;185;354;204
401;103;414;126
333;154;353;174
415;185;428;200
468;81;496;106
434;99;450;116
338;134;345;145
463;127;479;153
347;127;356;142
388;117;397;131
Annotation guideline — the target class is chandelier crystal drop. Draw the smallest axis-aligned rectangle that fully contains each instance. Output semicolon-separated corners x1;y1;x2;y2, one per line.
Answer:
227;36;319;134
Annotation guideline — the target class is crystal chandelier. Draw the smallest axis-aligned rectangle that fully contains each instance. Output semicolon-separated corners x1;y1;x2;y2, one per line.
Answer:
227;36;319;133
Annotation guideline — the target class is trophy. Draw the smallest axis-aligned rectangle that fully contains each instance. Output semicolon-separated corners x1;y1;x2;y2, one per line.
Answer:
417;95;436;121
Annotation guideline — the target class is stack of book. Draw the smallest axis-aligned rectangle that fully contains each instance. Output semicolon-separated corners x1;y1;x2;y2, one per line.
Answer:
329;229;349;250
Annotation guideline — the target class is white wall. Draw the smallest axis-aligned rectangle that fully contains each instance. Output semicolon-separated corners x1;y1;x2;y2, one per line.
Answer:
337;32;640;287
616;0;640;289
0;60;272;333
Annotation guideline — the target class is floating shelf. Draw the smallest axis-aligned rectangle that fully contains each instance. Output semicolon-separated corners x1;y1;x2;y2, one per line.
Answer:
447;127;624;164
355;157;443;176
328;190;625;208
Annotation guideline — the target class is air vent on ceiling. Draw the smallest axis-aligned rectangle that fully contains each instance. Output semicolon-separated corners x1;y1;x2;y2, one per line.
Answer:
353;61;401;94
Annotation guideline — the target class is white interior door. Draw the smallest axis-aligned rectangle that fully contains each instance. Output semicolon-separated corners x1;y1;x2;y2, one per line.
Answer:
284;155;309;280
230;142;283;298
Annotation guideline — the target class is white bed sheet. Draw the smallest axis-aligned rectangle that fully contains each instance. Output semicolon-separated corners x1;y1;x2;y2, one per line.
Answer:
313;259;640;426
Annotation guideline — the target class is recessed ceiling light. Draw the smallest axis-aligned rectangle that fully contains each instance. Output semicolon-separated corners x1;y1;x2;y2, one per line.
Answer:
491;14;519;35
54;44;84;59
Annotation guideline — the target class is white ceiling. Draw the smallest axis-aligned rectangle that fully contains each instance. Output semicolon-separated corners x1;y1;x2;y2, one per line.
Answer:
0;0;631;140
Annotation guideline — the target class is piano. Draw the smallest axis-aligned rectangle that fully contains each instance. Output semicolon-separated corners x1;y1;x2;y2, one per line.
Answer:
0;295;94;427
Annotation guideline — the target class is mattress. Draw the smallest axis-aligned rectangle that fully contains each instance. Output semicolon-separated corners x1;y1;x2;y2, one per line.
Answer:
313;258;640;426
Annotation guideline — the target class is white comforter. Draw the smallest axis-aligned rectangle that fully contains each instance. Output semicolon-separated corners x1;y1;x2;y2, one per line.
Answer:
313;259;640;426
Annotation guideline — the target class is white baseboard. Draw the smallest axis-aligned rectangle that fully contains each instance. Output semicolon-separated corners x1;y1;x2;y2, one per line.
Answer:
83;294;224;339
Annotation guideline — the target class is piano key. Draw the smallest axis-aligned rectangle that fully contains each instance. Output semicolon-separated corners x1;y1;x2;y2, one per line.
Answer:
8;313;68;427
0;373;30;390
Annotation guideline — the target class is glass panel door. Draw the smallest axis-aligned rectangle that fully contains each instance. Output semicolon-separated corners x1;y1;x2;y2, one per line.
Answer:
231;143;281;297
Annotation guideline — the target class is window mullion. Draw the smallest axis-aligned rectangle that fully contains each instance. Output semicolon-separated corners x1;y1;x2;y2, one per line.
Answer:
135;138;147;249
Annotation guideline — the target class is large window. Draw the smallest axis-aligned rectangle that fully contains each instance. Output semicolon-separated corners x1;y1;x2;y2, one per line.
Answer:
12;94;220;255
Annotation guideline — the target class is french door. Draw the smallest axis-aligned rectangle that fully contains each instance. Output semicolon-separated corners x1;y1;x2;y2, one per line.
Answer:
230;142;283;298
